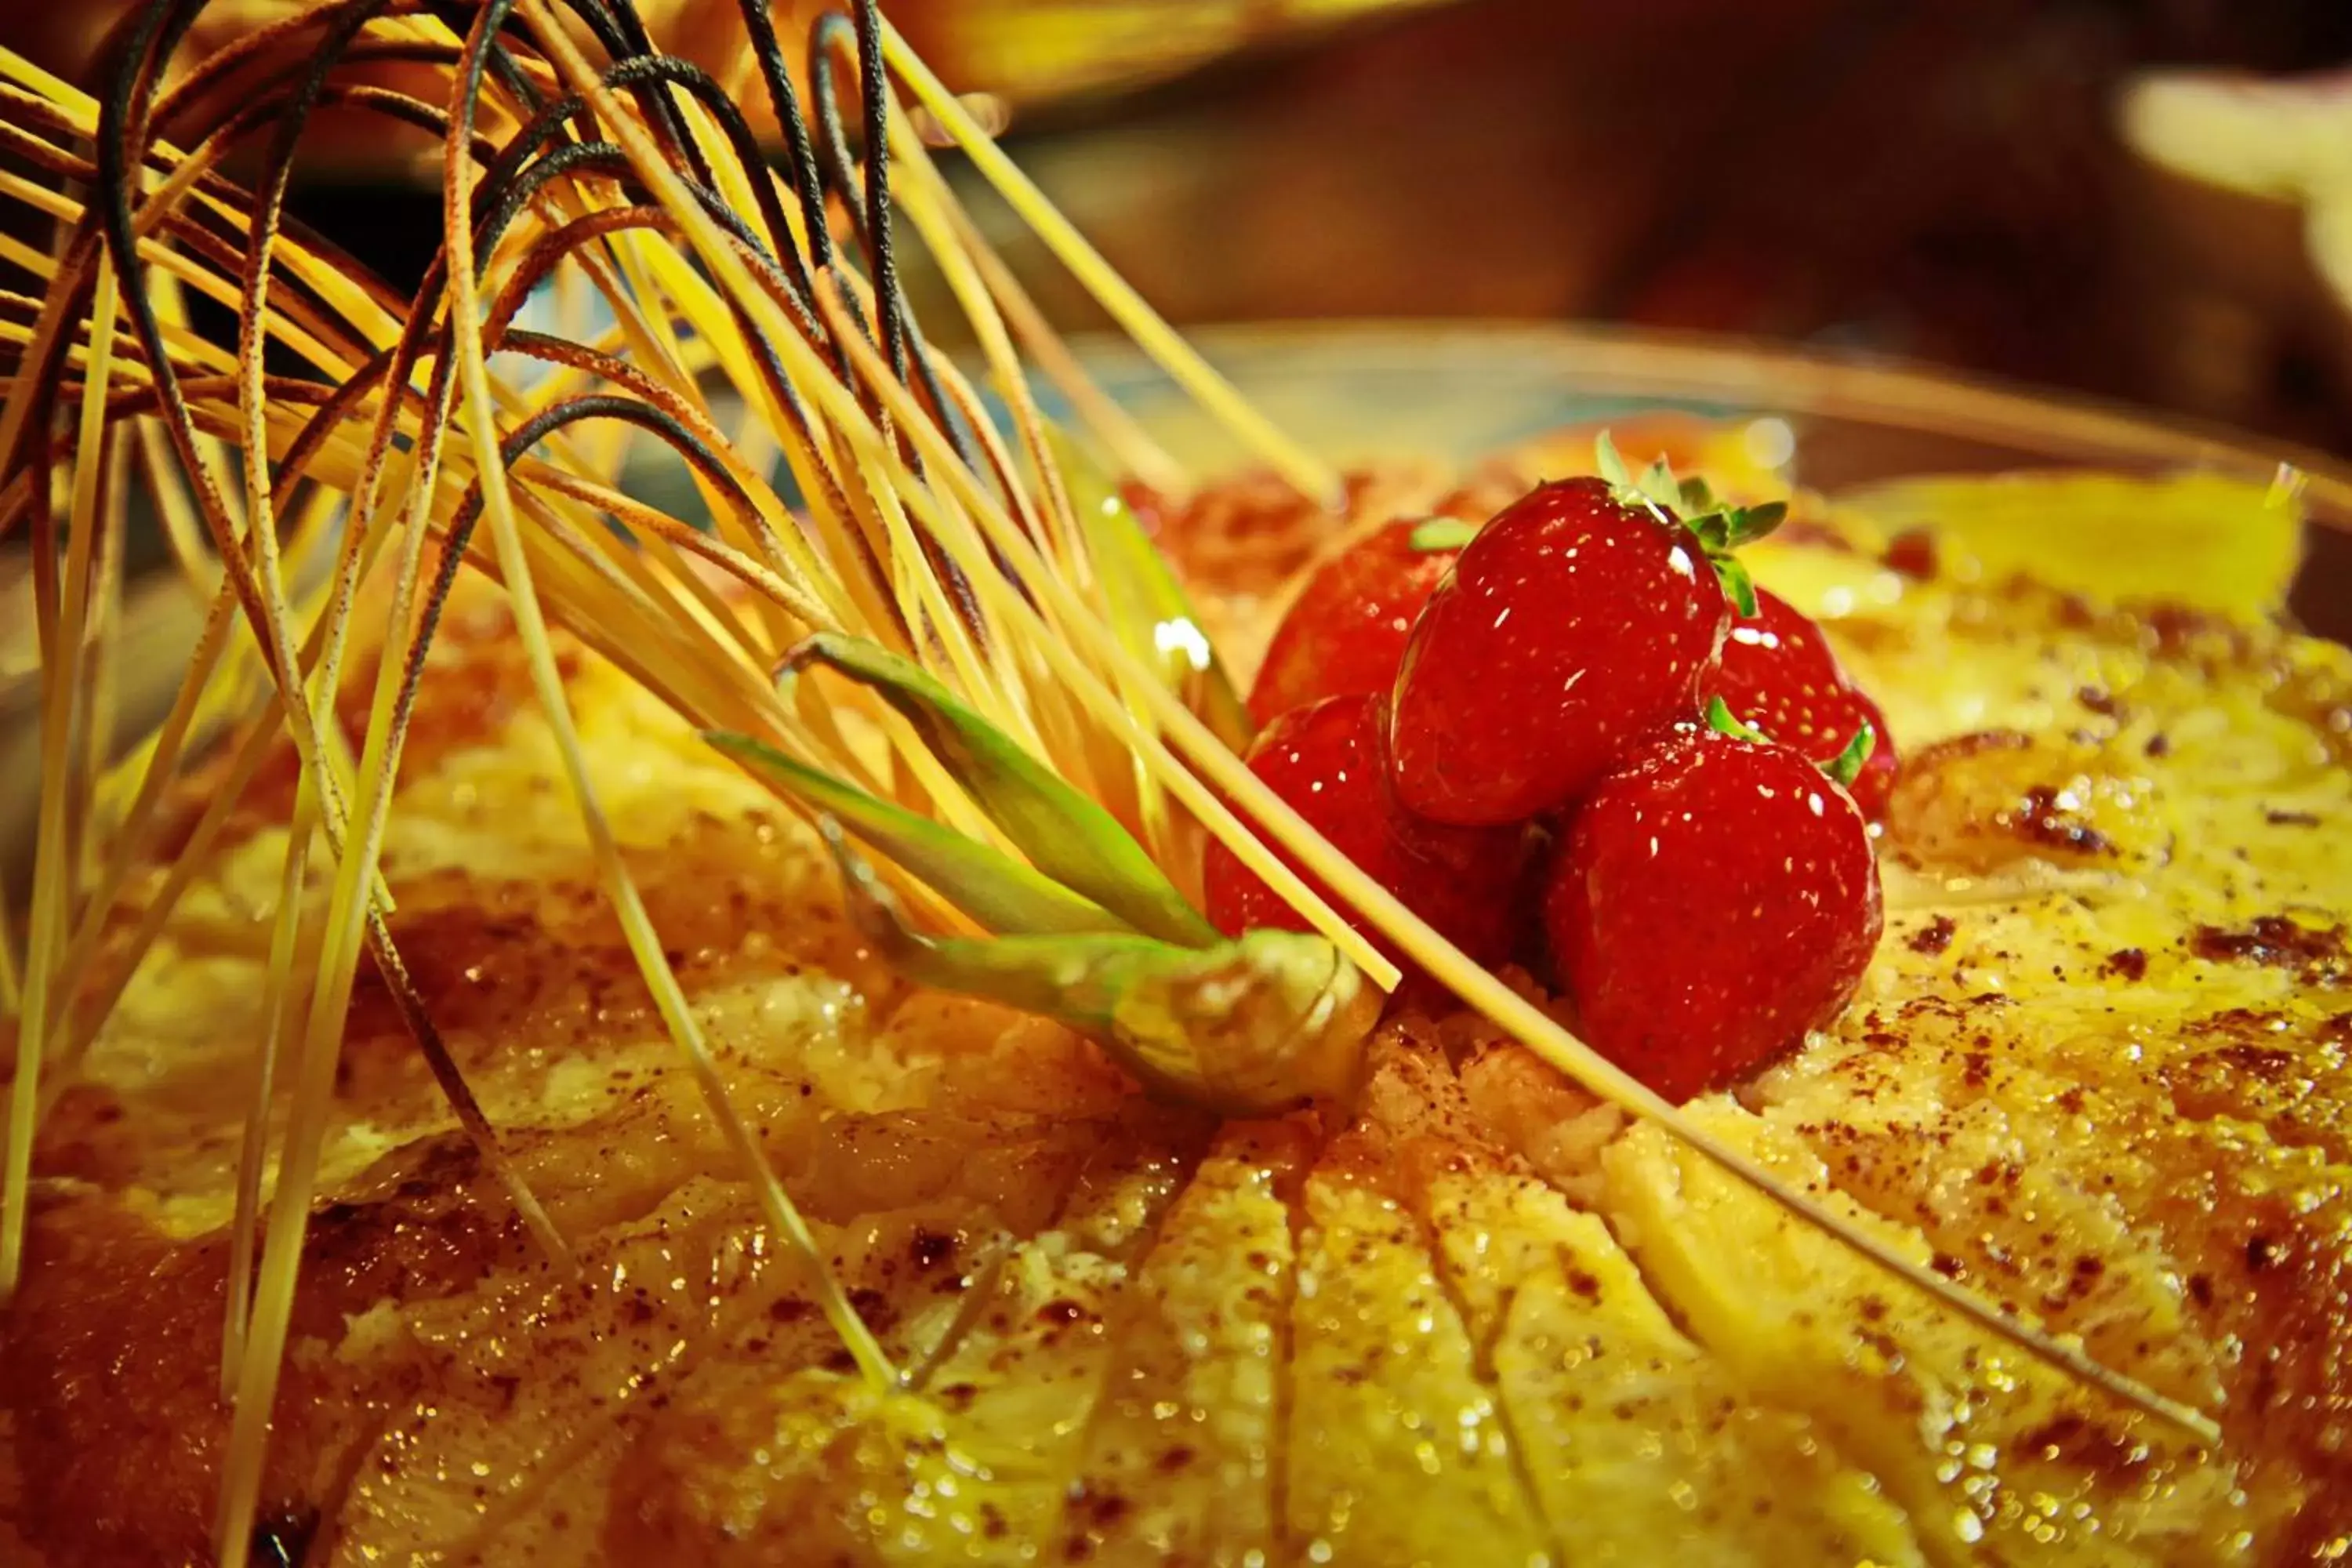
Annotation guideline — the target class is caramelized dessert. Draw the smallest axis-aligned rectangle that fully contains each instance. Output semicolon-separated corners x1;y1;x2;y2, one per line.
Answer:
9;451;2351;1564
0;2;2347;1563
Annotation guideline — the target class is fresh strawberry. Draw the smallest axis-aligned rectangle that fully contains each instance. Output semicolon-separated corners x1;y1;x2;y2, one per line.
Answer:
1388;462;1779;826
1541;713;1883;1102
1205;693;1524;971
1708;587;1900;817
1248;517;1471;725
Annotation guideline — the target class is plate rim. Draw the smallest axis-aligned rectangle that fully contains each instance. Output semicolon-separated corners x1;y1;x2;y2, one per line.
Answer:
1074;318;2352;528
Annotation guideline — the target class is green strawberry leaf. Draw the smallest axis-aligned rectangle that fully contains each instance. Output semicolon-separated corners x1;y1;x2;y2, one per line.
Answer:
815;818;1377;1115
1052;426;1256;753
1824;722;1878;789
704;730;1127;937
1705;695;1767;743
780;633;1221;948
1709;552;1760;618
1635;455;1682;511
1719;499;1787;547
1592;430;1778;618
1408;517;1479;554
1594;430;1632;489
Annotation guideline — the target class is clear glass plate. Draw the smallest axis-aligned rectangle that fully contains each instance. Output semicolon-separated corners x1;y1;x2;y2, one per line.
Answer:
1076;321;2352;641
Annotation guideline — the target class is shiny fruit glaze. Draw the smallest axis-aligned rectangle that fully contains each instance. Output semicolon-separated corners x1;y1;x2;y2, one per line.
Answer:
1248;519;1465;725
1388;477;1731;826
1541;724;1883;1103
1708;588;1900;818
1204;694;1525;974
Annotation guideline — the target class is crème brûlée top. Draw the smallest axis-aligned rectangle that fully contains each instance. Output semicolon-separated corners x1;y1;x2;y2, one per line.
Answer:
5;446;2350;1567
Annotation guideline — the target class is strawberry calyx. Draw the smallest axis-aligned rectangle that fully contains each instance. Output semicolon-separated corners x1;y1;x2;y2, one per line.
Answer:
1822;720;1878;789
1595;430;1785;616
1703;694;1766;743
1407;517;1479;553
1708;693;1878;791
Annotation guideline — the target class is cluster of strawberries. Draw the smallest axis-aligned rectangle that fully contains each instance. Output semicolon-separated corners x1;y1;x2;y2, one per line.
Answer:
1206;448;1894;1102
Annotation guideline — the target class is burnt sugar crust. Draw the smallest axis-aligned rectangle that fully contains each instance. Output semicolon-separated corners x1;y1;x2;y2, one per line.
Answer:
6;459;2351;1566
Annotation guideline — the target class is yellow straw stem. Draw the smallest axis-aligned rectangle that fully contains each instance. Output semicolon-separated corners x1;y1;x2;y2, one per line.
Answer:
0;889;19;1015
0;170;354;379
72;430;131;889
508;0;898;1392
221;772;321;1398
918;140;1189;499
213;50;590;1559
531;27;1392;991
878;20;1339;507
1;257;119;1299
137;416;223;593
805;289;1403;991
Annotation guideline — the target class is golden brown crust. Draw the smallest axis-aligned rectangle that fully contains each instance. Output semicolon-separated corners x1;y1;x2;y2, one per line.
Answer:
8;463;2352;1565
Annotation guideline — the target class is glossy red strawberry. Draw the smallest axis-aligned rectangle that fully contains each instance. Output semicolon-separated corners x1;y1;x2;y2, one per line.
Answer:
1708;588;1900;817
1248;517;1468;725
1542;722;1883;1102
1388;477;1739;826
1205;693;1524;971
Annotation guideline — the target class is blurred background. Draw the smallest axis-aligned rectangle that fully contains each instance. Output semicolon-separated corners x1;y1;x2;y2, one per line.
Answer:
11;0;2352;456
